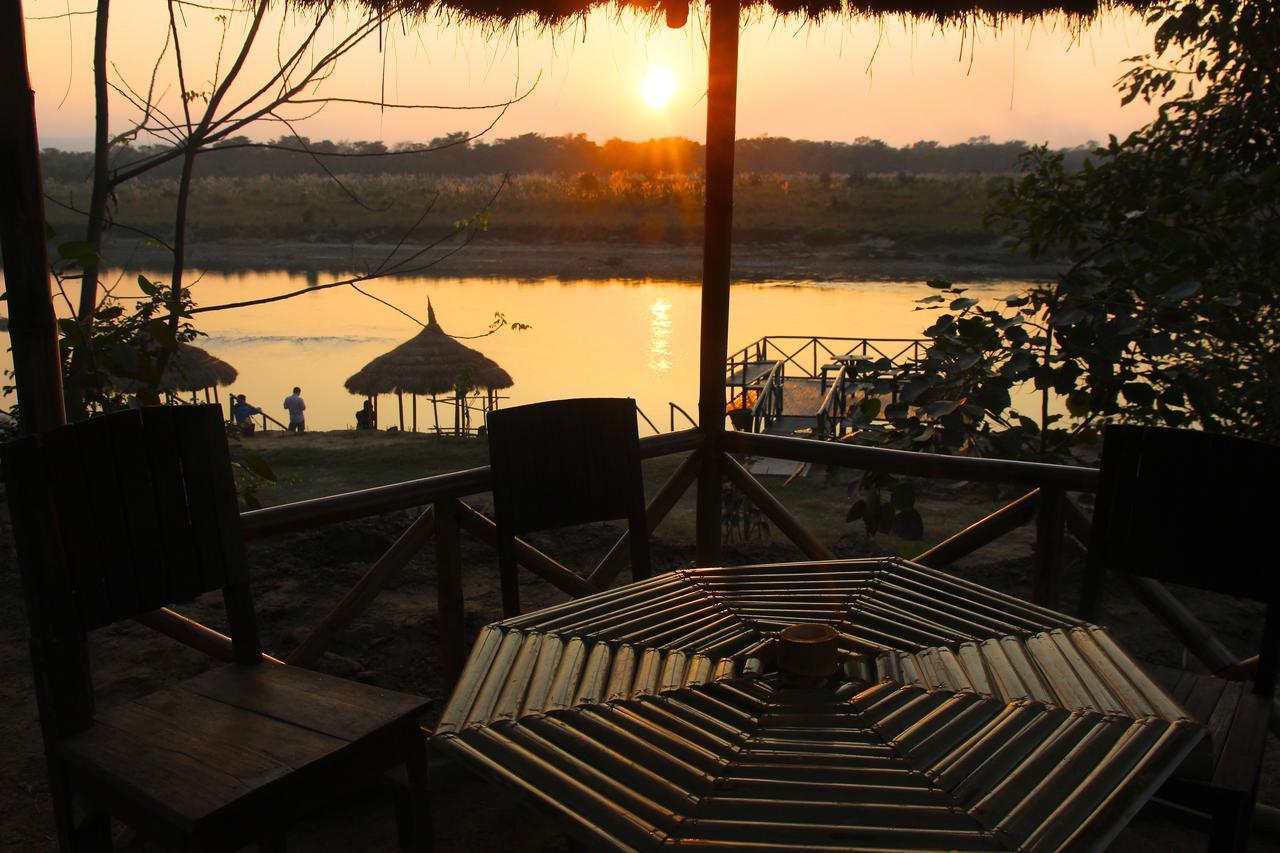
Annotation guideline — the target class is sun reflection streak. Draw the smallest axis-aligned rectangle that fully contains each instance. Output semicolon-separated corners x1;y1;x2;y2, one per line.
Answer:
647;298;674;373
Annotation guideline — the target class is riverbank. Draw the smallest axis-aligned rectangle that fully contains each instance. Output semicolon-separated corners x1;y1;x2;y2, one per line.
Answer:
97;234;1062;283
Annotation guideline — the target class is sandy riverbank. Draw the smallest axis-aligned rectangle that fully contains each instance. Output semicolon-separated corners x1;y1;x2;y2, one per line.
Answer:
98;236;1064;283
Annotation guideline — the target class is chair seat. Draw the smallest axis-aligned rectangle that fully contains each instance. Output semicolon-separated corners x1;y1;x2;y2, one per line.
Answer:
1151;664;1269;794
59;662;430;845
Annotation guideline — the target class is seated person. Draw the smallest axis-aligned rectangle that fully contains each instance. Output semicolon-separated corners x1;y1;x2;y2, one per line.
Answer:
231;394;262;436
355;399;376;430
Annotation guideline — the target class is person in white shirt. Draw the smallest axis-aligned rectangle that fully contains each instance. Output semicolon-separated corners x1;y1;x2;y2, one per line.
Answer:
283;387;306;433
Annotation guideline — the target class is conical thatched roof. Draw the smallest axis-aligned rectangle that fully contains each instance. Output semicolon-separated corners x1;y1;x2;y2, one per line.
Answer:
344;302;514;396
107;342;238;393
302;0;1143;28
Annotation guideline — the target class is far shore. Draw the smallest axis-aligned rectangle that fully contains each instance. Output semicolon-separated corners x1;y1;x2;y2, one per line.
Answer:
91;236;1064;284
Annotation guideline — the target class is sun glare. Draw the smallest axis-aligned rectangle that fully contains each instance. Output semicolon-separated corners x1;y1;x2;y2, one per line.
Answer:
641;65;676;109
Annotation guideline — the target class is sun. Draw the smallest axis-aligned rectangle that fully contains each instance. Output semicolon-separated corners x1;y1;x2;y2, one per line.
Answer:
641;65;676;109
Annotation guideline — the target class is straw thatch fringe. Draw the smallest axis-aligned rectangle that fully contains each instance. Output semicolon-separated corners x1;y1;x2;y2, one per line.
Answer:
344;301;513;397
305;0;1145;28
107;342;238;393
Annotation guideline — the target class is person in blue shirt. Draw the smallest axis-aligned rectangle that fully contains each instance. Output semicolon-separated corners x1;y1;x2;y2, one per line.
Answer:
231;394;262;436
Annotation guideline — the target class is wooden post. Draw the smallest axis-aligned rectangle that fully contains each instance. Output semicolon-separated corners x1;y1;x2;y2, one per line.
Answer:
695;0;741;567
434;498;466;685
431;394;441;436
397;389;404;432
412;393;417;433
1034;486;1066;608
0;1;66;434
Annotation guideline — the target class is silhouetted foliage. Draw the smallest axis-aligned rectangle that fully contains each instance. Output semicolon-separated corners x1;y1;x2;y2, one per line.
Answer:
40;134;1094;182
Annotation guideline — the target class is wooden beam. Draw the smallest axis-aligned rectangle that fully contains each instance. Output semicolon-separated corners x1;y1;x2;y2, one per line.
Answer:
134;608;282;665
287;507;435;667
0;0;65;433
454;500;597;598
695;0;741;567
434;498;466;686
1033;486;1066;608
589;450;702;587
916;490;1041;569
721;452;836;562
727;431;1098;492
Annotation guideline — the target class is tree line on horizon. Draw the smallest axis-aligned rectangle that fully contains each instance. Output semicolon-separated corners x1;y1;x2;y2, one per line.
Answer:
40;133;1097;183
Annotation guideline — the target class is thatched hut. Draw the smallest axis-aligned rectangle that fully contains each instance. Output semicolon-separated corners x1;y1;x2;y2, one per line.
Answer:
106;342;238;403
344;301;514;434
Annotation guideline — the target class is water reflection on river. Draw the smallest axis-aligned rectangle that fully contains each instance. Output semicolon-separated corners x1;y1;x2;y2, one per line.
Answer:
11;271;1033;432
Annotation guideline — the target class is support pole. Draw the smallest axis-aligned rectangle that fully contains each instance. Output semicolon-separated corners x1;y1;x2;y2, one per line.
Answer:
0;1;66;434
695;0;741;567
397;389;404;432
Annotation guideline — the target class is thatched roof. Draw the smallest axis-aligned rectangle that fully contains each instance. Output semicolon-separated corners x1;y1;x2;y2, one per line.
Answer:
303;0;1143;28
108;343;239;393
344;302;515;396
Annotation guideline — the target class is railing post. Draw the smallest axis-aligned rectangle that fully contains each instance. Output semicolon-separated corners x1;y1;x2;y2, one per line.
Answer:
1034;486;1066;608
434;498;466;686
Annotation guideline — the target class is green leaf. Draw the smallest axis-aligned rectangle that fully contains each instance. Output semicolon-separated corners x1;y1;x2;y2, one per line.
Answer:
845;499;865;523
949;297;979;310
858;397;882;420
891;508;924;541
1051;307;1087;327
147;319;177;350
137;275;160;296
925;279;952;289
242;453;277;483
58;241;98;266
922;400;961;418
1066;391;1092;417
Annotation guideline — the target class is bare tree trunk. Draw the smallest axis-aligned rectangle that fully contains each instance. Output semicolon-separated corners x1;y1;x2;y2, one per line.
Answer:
0;1;66;434
64;0;112;420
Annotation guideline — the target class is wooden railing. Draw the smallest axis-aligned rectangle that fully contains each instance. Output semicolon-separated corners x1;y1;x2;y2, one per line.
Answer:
138;422;1275;738
727;335;928;381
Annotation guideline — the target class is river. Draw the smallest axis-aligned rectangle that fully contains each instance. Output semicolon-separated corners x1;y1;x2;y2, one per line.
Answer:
7;270;1036;432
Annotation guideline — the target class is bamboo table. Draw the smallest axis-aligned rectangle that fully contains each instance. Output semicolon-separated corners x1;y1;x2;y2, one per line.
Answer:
434;558;1203;851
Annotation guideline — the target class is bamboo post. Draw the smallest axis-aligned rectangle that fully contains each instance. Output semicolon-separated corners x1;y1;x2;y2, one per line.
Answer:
432;394;441;436
589;450;703;587
287;508;435;668
453;501;597;598
434;498;466;685
135;608;283;665
721;452;836;561
916;489;1042;569
1033;486;1066;608
412;393;417;433
397;390;405;432
695;0;741;567
0;1;65;434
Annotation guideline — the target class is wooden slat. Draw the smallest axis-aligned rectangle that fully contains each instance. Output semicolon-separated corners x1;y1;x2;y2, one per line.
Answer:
140;406;202;603
106;411;169;613
179;664;428;743
40;426;112;630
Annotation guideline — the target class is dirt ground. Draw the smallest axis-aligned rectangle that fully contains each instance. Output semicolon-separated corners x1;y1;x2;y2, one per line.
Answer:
2;451;1278;851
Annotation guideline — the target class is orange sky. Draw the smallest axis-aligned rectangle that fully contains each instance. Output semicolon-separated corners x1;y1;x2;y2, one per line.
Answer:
23;1;1157;151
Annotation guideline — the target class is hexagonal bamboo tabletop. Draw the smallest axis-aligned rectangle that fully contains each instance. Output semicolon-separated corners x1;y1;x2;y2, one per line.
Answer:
435;558;1203;852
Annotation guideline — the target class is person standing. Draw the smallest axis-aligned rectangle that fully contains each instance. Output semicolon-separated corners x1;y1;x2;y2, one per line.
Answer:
283;386;306;433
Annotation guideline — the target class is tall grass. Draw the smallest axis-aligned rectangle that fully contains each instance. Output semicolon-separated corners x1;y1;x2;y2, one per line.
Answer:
45;171;1000;247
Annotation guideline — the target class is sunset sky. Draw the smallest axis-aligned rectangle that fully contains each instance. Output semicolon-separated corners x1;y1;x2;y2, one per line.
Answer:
24;1;1157;152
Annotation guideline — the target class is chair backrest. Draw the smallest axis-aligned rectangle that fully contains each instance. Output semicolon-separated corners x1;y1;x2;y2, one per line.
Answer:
2;405;261;732
1081;424;1279;691
486;398;649;615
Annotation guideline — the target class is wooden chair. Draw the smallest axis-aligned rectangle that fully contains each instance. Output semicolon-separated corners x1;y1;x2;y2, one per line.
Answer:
1080;424;1279;852
486;398;649;617
2;405;432;852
